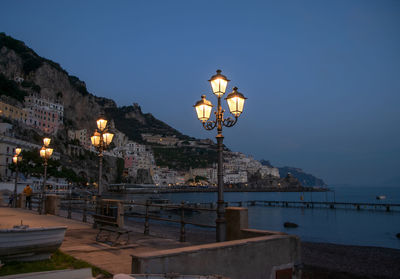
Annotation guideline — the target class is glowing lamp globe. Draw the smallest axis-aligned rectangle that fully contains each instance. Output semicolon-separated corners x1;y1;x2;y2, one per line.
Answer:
45;148;53;158
209;70;230;97
97;118;107;132
43;138;51;147
103;132;114;146
15;148;22;155
194;95;213;122
13;156;18;164
91;131;101;147
225;87;247;117
40;147;46;158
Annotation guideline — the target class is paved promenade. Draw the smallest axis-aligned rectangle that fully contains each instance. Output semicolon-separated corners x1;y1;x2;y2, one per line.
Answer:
0;207;203;275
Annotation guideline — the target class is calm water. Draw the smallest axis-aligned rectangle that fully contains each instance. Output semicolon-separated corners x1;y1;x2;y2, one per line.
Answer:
115;185;400;249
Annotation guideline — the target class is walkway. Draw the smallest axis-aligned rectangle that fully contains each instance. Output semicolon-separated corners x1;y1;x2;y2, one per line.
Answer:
0;207;205;275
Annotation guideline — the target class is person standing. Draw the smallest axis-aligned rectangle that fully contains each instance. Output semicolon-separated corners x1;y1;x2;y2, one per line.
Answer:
23;184;33;209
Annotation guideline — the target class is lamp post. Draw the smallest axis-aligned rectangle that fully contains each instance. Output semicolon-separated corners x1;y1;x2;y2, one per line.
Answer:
12;148;22;208
39;138;53;214
91;117;114;196
194;70;247;242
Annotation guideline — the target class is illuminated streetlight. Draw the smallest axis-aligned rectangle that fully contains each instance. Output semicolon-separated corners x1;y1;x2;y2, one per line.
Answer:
91;117;114;195
39;138;53;214
12;148;22;208
194;70;247;242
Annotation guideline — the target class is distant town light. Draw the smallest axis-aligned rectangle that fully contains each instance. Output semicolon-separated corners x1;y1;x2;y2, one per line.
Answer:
194;95;213;122
209;70;230;97
225;87;247;117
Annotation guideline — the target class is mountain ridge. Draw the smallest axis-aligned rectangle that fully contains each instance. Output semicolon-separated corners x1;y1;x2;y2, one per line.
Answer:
0;32;326;186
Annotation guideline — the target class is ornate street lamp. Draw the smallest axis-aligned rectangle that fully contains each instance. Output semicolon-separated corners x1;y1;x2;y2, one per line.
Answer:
194;70;247;242
12;148;22;208
39;138;53;214
91;117;114;196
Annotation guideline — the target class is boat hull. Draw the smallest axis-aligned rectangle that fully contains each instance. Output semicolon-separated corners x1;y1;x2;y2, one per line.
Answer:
0;226;67;262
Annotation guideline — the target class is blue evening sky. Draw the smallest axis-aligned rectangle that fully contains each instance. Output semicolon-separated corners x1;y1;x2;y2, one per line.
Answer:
1;0;399;185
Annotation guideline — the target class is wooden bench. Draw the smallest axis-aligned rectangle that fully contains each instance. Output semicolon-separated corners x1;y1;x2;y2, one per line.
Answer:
92;213;131;246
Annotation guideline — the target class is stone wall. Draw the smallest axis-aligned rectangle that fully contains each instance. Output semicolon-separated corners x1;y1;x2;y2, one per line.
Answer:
132;207;301;279
131;235;301;279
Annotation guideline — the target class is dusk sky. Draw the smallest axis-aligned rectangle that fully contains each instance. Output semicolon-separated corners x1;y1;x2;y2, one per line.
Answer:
1;0;399;185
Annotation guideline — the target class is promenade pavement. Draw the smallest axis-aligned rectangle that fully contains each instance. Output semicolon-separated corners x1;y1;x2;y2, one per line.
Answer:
0;207;203;275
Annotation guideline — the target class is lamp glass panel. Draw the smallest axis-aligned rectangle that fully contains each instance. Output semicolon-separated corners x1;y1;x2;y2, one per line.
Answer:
227;96;245;117
97;119;107;131
91;135;100;146
103;133;114;145
43;138;51;147
13;156;18;164
15;148;22;155
210;79;227;97
45;148;53;157
195;104;212;122
40;148;46;158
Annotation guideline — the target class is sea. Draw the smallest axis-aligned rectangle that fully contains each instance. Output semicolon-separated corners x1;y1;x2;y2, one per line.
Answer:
113;185;400;249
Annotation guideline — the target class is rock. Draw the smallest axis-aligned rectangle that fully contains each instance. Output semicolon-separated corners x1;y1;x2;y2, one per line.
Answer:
396;233;400;239
284;222;298;228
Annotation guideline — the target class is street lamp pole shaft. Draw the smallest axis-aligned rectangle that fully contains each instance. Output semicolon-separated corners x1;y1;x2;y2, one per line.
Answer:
98;151;103;196
216;134;225;242
215;95;226;242
13;164;18;208
41;160;48;215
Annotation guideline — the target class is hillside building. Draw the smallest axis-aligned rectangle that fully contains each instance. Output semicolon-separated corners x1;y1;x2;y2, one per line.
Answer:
24;94;64;135
0;101;27;123
141;133;179;146
68;129;90;148
0;134;42;180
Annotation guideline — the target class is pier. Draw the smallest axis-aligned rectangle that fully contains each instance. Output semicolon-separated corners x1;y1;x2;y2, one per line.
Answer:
225;200;400;212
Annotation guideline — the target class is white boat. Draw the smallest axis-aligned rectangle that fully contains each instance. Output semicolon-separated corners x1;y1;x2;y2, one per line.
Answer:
0;225;67;262
376;195;386;200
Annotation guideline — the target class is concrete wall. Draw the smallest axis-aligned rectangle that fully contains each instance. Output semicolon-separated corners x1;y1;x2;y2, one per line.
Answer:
131;234;301;279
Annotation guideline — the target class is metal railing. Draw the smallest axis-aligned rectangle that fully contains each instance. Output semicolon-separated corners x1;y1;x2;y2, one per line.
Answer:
121;200;216;242
22;195;217;242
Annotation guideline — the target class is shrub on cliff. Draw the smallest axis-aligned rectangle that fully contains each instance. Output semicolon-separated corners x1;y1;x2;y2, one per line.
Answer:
0;74;27;102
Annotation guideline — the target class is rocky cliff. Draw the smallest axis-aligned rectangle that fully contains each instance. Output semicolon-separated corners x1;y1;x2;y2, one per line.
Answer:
260;160;325;186
0;32;184;139
278;166;326;186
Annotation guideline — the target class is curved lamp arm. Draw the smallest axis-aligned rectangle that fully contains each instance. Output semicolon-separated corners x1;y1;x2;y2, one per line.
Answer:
222;116;238;128
203;120;217;131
